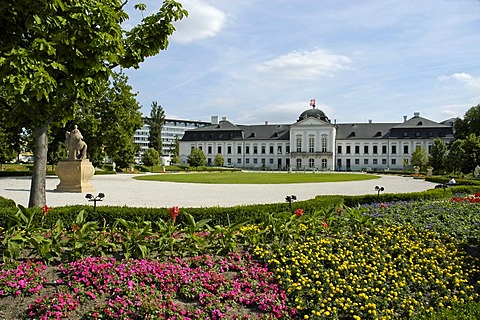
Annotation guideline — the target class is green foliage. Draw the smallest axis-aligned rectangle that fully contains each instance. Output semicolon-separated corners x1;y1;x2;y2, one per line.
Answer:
447;139;465;174
415;301;480;319
454;104;480;140
214;153;224;167
429;138;447;174
142;147;161;167
447;135;480;175
411;145;429;171
0;0;187;207
146;101;165;154
187;147;206;167
113;219;154;259
461;134;480;174
0;196;16;208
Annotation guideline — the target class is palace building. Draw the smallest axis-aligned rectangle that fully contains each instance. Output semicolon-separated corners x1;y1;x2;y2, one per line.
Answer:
179;104;454;171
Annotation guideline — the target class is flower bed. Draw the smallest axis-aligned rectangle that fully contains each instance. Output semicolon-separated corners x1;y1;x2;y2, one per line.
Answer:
1;195;480;319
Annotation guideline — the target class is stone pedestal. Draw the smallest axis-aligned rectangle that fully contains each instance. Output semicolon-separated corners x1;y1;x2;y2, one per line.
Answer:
55;160;95;193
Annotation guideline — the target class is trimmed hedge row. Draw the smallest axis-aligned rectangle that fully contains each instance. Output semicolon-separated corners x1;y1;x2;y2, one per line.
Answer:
2;186;480;230
426;176;480;186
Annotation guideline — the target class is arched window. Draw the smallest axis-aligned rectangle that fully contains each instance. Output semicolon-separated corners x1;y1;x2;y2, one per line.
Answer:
309;159;315;168
309;135;315;153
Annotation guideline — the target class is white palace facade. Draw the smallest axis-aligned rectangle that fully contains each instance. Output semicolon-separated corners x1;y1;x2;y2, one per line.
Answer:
179;106;454;171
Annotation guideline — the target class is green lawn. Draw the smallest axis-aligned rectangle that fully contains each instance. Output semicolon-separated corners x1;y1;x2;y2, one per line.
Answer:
134;171;380;184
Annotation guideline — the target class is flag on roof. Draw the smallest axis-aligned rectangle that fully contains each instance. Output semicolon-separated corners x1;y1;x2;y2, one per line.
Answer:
310;99;316;107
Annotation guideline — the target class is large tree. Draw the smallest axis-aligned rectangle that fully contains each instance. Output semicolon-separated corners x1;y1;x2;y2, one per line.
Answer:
0;0;187;207
410;146;429;171
461;133;480;175
146;101;166;155
446;140;465;174
454;104;480;140
72;71;143;167
428;138;447;174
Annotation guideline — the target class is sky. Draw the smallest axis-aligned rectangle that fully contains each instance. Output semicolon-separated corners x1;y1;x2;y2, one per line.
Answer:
122;0;480;125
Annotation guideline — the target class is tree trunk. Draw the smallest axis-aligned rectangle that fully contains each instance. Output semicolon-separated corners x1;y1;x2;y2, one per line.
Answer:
28;125;48;207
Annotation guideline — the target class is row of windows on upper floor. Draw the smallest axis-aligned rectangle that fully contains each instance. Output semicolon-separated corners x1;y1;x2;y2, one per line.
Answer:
191;144;291;155
337;144;432;155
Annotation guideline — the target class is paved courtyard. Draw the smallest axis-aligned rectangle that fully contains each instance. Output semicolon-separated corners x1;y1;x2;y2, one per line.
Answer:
0;173;438;208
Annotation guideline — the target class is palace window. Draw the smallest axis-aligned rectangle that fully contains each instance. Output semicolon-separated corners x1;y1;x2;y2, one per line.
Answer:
321;135;327;152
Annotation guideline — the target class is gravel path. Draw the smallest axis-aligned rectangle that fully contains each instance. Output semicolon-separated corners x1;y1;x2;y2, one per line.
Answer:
0;173;438;208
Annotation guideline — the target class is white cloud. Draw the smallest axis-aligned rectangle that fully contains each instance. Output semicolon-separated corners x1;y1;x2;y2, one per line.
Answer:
171;0;227;43
255;49;352;80
439;73;480;91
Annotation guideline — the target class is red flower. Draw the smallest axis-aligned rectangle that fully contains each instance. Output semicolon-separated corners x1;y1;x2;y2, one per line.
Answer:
169;206;179;222
295;209;303;217
322;220;328;229
42;205;51;215
380;202;387;208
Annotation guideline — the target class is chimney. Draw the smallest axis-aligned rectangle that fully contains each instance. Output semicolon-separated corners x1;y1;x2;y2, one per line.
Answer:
221;116;227;121
403;115;407;122
414;112;420;117
264;121;269;125
368;119;372;124
211;116;218;124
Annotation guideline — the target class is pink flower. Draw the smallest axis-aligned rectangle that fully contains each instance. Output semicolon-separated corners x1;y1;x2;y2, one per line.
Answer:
169;206;179;222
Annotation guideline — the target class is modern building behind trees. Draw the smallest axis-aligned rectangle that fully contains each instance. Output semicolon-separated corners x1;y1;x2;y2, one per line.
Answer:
133;118;210;165
179;105;454;171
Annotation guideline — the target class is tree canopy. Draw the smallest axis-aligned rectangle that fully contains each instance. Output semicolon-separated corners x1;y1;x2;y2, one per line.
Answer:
187;148;206;168
410;146;429;171
146;101;166;155
0;0;187;207
143;148;161;167
454;104;480;140
428;138;447;174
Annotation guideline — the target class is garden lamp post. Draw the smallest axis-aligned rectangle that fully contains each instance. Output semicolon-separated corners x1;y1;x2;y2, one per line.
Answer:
285;195;297;211
85;193;105;212
374;186;384;199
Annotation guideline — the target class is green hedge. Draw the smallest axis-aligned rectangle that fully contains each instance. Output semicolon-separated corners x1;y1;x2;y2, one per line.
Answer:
0;196;16;208
2;186;480;230
426;176;480;186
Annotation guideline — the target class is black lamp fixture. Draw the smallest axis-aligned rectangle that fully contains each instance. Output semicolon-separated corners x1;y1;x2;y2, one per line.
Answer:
85;193;105;212
285;195;297;211
374;186;384;198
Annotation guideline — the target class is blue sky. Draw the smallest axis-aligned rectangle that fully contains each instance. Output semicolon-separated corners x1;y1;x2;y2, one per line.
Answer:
123;0;480;124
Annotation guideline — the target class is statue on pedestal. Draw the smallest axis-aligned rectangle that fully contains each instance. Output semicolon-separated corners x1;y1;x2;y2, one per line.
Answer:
55;125;95;193
65;125;87;160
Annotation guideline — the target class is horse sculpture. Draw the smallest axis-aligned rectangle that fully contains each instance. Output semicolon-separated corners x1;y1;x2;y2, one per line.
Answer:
65;125;87;160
